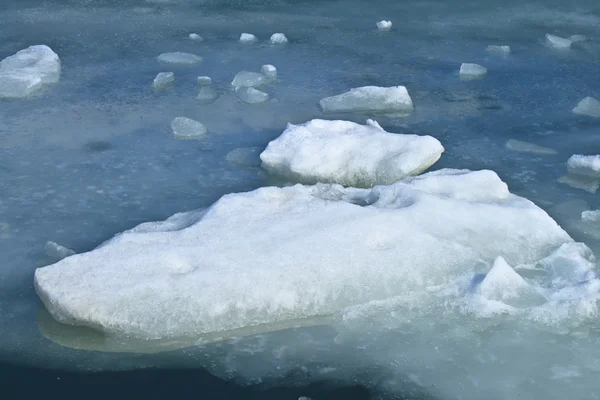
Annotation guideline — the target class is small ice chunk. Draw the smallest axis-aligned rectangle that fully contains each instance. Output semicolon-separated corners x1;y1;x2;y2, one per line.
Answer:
0;45;61;99
319;86;413;114
260;119;444;186
152;72;174;89
459;63;487;79
558;175;599;194
239;33;258;44
157;52;203;65
486;45;511;54
572;97;600;118
261;64;277;79
225;147;262;167
231;71;267;88
189;33;203;42
582;210;600;222
505;139;557;155
376;20;392;30
171;117;208;140
45;241;75;261
196;86;218;104
366;118;383;130
270;33;288;44
545;34;572;49
235;87;269;104
570;35;587;43
197;76;212;86
567;155;600;178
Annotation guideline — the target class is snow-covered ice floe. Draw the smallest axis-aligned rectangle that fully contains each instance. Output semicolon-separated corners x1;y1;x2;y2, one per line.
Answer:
459;63;487;79
152;72;174;89
239;33;258;44
572;96;600;118
34;168;598;345
0;45;61;99
235;87;269;103
197;76;211;86
319;86;413;115
545;34;572;49
188;33;203;42
270;33;288;44
376;20;392;30
231;71;268;88
157;52;203;65
260;119;444;186
567;154;600;178
261;64;277;79
170;117;208;139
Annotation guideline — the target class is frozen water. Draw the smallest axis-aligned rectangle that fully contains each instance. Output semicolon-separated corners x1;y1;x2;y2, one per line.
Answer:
572;96;600;118
235;87;269;104
568;154;600;178
376;20;392;30
44;241;75;262
157;52;202;65
261;64;277;79
196;76;212;86
459;63;487;79
270;33;288;44
231;71;268;88
0;45;60;99
152;72;174;89
239;33;258;44
570;34;588;42
188;33;203;42
225;147;263;167
170;117;208;140
486;45;511;54
196;86;219;104
260;119;444;186
505;139;557;155
319;86;413;114
558;175;599;194
545;33;572;49
34;168;591;340
582;210;600;222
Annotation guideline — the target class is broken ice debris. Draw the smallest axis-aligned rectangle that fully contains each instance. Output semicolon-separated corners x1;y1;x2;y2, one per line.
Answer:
231;71;268;88
261;64;277;79
459;63;487;79
157;52;202;65
486;45;511;54
572;97;600;118
582;210;600;222
567;155;600;179
376;20;392;30
570;35;587;43
545;34;572;49
0;45;61;99
197;76;212;86
239;33;258;44
505;139;557;155
45;241;75;262
235;87;269;104
189;33;203;42
319;86;413;114
171;117;208;139
152;72;174;89
270;33;288;44
225;147;262;167
196;86;218;104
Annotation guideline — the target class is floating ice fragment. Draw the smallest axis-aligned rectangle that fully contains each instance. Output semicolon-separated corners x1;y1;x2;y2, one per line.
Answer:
459;63;487;79
239;33;258;44
231;71;268;88
189;33;203;42
545;34;572;49
582;210;600;222
225;147;262;167
567;155;600;178
197;76;212;86
505;139;557;155
572;97;600;118
260;119;444;186
376;20;392;30
45;241;75;262
486;45;511;54
558;175;599;194
570;35;587;43
152;72;174;89
235;87;269;104
0;45;61;99
171;117;208;139
261;64;277;79
196;86;218;104
319;86;413;114
157;52;203;65
270;33;288;44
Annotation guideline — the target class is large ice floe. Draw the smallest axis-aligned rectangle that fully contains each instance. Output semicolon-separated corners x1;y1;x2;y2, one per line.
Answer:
260;119;444;186
319;86;413;115
0;45;61;99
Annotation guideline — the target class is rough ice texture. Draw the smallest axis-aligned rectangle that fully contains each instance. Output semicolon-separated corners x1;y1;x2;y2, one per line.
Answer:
486;45;511;54
240;33;258;43
152;72;174;89
459;63;487;79
582;210;600;222
261;64;277;79
170;117;208;139
567;155;600;178
45;241;75;262
270;33;288;44
157;52;202;65
319;86;413;114
505;139;557;155
235;87;269;104
231;71;267;88
188;33;203;42
0;45;61;99
34;169;588;340
197;76;212;86
545;34;572;49
376;20;392;30
572;97;600;118
260;119;444;186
